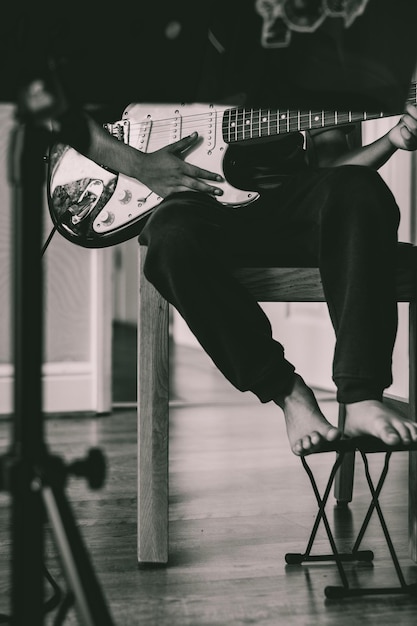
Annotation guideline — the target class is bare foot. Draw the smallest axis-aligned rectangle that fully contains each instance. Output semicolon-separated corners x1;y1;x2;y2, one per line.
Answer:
344;400;417;446
276;374;341;456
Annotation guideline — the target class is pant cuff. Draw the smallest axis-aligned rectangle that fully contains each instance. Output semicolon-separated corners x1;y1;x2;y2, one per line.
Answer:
252;358;296;404
334;376;384;404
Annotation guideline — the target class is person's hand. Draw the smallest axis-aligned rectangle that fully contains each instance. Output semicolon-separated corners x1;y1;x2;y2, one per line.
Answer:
138;132;224;198
388;103;417;151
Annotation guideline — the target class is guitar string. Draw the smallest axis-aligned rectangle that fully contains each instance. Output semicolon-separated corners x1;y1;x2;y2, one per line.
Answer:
113;83;417;132
122;96;416;137
124;108;409;147
112;85;417;144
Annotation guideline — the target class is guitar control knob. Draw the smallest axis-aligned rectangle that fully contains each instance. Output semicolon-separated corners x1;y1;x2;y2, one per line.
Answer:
100;211;115;225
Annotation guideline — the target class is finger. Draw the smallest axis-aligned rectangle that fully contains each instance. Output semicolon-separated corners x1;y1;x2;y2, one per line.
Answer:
182;176;224;196
400;124;417;148
184;162;224;182
401;113;417;133
168;132;199;153
405;103;417;119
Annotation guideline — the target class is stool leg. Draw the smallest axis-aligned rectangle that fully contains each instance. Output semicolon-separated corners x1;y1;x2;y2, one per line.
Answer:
360;452;408;588
285;454;372;589
334;404;355;504
326;451;417;598
137;245;169;564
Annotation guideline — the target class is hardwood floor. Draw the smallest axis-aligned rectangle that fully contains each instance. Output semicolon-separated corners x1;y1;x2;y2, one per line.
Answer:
1;341;417;625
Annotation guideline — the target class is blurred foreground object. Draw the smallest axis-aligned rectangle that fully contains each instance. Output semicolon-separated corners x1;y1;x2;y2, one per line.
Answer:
1;1;417;114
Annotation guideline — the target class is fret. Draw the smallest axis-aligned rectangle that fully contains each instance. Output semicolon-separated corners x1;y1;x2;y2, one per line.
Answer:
270;109;278;136
236;109;244;141
250;109;258;139
236;109;240;140
260;109;269;137
243;108;252;140
337;112;351;125
299;111;310;132
242;108;246;141
233;108;238;142
324;110;336;128
252;109;260;138
226;109;232;143
222;109;230;143
288;110;298;133
348;112;361;124
277;110;285;134
310;111;323;130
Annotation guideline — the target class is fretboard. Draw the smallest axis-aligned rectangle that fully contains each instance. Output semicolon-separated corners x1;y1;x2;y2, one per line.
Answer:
222;82;417;144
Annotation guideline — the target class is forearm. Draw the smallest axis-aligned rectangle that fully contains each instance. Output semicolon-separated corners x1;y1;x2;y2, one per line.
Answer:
328;133;398;170
83;115;146;178
55;110;145;179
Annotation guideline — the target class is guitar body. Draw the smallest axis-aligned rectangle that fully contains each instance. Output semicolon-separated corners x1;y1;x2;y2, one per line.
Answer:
47;103;260;248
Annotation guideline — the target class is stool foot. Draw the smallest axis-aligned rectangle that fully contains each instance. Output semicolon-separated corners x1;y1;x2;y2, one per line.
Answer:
285;550;374;565
325;582;417;599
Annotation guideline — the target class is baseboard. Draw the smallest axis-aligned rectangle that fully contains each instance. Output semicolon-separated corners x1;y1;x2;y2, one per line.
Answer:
0;362;109;415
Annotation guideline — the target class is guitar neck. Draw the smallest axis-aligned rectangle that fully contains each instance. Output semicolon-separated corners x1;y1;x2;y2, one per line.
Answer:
223;82;417;144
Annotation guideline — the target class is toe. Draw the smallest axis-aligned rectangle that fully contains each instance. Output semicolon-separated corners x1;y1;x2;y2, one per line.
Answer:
381;427;401;445
391;420;413;444
405;421;417;442
301;435;313;452
293;439;304;455
326;427;341;442
309;432;321;446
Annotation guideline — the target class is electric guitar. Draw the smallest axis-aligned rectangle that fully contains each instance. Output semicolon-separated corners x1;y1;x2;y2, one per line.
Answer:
47;86;417;248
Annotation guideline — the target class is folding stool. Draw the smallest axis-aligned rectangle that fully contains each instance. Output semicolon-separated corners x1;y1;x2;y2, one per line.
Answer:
285;437;417;598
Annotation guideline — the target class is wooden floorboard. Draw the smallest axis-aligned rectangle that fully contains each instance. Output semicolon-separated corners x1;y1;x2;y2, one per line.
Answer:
1;343;417;624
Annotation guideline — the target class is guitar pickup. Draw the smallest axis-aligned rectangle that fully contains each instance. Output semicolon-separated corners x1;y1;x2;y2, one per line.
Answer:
68;179;104;224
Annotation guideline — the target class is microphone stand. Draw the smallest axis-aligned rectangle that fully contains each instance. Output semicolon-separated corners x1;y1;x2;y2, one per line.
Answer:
0;85;116;625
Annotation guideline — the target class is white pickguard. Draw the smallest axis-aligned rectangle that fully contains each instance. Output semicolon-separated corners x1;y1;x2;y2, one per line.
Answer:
49;103;259;236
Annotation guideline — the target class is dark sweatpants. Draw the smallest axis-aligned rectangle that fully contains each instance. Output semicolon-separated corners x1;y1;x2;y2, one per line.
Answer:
139;165;400;405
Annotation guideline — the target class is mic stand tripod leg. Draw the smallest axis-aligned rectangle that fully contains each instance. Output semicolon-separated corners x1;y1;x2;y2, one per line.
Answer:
41;474;115;625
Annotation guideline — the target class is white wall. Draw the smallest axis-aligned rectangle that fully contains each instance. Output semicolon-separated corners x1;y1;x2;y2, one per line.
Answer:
0;104;112;415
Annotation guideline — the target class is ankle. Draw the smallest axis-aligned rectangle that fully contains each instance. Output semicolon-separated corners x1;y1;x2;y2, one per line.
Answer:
273;373;303;410
345;399;382;415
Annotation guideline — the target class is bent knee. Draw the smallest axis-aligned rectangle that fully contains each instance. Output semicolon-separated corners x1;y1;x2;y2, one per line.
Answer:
140;192;219;245
326;165;400;225
331;165;386;195
140;194;220;284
